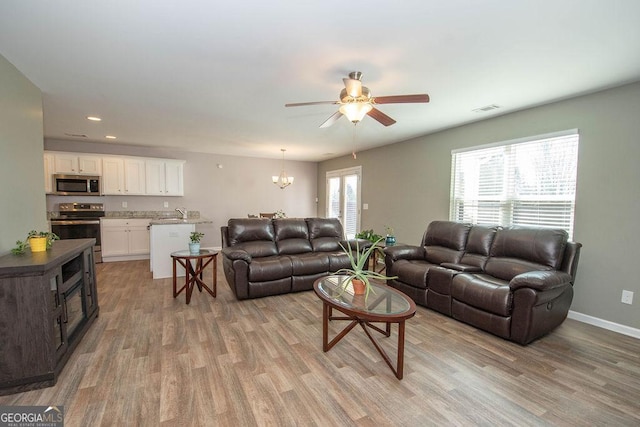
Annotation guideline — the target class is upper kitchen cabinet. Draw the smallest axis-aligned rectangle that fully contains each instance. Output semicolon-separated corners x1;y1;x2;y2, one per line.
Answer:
102;157;146;195
53;153;102;175
145;159;184;196
44;153;55;194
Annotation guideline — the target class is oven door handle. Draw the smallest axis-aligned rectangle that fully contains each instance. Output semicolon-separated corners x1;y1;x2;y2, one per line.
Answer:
51;220;101;225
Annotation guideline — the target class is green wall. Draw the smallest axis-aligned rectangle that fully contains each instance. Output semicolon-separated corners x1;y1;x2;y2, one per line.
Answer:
0;54;46;254
318;82;640;330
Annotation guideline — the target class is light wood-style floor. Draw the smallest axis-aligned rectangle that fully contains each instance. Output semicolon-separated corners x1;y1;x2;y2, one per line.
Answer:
1;259;639;426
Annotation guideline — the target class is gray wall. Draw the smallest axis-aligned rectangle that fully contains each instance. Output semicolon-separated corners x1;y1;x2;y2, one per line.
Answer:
45;139;318;248
0;54;46;255
318;82;640;330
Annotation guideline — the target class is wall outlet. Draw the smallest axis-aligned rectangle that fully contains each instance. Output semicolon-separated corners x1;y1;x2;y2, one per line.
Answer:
122;201;127;208
621;290;634;305
164;201;169;208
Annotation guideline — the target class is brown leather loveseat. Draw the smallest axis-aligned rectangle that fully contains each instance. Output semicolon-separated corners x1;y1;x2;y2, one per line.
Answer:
221;217;370;300
384;221;582;344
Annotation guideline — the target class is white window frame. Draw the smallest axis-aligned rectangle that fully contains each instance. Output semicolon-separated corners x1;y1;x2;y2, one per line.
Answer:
326;166;362;239
450;130;579;239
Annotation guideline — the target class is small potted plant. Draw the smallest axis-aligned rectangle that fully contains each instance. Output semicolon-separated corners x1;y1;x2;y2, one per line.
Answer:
11;230;59;255
355;229;383;244
384;225;396;246
334;237;397;300
189;231;205;254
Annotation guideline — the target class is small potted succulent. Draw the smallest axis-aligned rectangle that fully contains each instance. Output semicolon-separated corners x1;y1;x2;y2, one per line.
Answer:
189;231;205;254
335;237;396;300
12;230;59;255
385;225;396;246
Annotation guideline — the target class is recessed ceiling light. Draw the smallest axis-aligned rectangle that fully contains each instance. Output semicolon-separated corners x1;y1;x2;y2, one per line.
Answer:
86;116;102;121
105;135;117;139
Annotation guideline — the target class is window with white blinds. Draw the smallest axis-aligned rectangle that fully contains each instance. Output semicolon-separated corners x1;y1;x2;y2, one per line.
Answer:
450;131;579;239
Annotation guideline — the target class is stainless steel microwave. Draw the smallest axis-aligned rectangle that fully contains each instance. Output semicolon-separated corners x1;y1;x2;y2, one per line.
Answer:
53;174;101;196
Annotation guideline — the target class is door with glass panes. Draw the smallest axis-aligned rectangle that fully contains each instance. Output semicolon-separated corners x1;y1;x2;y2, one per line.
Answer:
326;167;361;239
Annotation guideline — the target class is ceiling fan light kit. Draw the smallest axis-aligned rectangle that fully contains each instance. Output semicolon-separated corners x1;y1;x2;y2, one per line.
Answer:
272;148;294;189
285;71;429;128
339;102;373;123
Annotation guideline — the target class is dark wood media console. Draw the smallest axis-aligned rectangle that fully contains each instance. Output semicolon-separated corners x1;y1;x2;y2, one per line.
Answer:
0;239;99;395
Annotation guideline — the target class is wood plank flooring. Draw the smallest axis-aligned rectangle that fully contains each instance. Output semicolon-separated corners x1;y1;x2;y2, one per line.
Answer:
1;259;639;426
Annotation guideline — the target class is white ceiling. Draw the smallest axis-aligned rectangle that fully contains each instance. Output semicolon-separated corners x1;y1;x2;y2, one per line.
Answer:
1;1;639;161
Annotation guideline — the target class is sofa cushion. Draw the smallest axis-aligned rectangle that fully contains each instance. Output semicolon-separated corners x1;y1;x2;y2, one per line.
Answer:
392;259;436;289
248;256;293;281
307;218;344;252
274;218;313;254
289;252;330;275
459;225;497;269
485;227;568;281
227;218;278;257
422;221;471;264
451;273;512;317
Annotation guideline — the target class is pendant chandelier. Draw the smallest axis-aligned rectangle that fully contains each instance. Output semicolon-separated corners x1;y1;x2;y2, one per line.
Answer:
272;148;294;189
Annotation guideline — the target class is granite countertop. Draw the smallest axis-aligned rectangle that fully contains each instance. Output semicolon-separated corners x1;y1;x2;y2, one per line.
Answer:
148;218;212;225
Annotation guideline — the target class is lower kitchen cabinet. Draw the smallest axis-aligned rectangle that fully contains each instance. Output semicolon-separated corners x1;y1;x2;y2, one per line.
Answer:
0;239;98;396
101;218;150;261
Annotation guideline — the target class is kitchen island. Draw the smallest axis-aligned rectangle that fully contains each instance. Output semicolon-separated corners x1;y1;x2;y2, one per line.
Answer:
149;218;212;279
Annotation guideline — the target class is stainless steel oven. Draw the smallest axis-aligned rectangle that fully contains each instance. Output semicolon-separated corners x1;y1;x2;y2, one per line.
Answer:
51;203;105;263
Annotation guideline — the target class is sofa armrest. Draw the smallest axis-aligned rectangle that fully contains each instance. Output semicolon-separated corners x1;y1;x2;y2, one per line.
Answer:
384;245;426;261
510;270;573;292
221;247;252;263
440;262;482;272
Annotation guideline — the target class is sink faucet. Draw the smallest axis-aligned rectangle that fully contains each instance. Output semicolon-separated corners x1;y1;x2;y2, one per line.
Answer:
175;207;188;219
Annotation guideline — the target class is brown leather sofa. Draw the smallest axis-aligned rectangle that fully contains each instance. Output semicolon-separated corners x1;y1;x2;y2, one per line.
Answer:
384;221;582;344
221;218;370;300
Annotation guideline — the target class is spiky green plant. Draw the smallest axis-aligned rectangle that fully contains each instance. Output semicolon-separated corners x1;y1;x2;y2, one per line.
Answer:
334;237;397;301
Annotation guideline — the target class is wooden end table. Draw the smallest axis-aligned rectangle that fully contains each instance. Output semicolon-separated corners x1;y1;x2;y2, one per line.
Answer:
313;275;416;379
171;249;217;304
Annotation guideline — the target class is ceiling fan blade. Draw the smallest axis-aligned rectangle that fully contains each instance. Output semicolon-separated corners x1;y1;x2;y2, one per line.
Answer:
319;111;344;128
367;107;396;127
285;101;338;107
373;94;430;104
343;78;362;98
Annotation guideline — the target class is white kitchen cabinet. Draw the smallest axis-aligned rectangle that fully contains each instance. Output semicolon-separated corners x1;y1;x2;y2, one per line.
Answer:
101;218;150;261
102;157;125;194
124;158;146;195
101;157;146;195
53;153;102;175
44;153;55;194
145;159;184;196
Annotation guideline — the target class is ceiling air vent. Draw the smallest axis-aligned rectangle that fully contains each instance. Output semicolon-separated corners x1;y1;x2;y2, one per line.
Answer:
64;133;88;138
472;104;501;113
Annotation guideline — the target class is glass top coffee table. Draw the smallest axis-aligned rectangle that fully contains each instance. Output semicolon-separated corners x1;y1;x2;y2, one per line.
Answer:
313;275;416;379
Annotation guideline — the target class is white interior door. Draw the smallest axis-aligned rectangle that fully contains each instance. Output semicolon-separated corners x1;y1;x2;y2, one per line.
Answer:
326;166;361;239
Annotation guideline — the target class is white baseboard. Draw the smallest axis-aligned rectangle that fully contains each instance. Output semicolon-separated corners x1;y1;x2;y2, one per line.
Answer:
568;310;640;339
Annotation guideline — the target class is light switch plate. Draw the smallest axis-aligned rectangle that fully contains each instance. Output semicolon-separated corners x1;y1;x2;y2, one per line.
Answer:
122;201;127;208
164;201;169;208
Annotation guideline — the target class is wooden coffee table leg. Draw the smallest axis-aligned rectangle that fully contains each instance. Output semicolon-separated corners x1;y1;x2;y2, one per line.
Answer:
397;320;406;379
